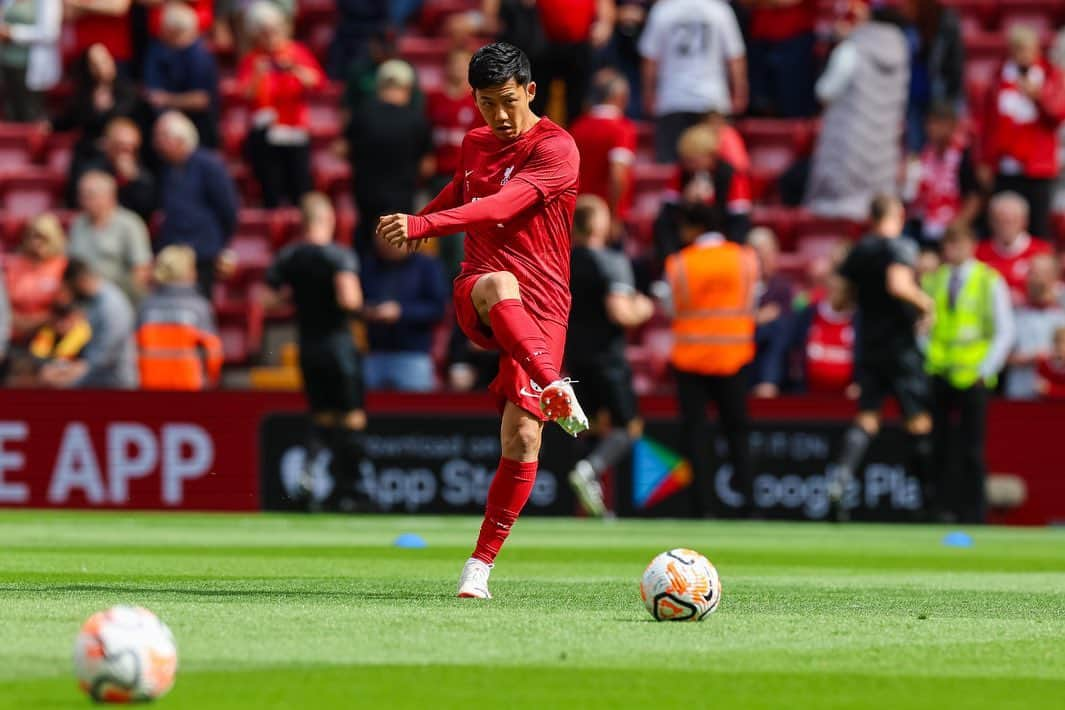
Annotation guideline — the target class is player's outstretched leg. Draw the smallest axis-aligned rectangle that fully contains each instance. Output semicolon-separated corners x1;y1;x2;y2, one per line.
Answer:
457;404;542;599
474;273;589;436
828;414;877;522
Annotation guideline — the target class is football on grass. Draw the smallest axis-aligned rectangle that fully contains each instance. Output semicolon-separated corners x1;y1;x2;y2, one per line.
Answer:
73;605;178;702
640;548;722;621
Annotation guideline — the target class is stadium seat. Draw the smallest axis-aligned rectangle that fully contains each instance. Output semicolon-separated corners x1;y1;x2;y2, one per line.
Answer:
750;206;802;251
311;150;352;201
42;131;77;173
0;167;64;218
632;163;675;197
0;123;44;166
398;34;450;67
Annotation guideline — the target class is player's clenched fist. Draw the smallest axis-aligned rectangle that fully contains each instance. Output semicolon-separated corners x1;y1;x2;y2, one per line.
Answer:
376;214;411;248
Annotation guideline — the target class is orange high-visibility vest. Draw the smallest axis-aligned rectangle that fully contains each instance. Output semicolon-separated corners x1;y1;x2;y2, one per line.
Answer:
666;236;759;376
136;322;223;390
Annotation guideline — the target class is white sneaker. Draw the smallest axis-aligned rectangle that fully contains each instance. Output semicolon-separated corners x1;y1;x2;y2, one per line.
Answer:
456;558;493;599
568;459;606;517
540;379;589;437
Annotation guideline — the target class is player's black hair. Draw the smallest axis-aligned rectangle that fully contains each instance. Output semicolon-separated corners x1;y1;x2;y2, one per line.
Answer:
62;257;94;285
468;42;532;91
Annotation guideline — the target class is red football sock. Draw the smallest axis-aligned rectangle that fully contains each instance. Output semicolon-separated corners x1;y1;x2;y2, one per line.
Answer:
488;299;561;389
472;457;539;564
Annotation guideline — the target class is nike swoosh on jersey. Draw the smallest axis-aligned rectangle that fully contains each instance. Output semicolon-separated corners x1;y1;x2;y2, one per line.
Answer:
518;388;541;398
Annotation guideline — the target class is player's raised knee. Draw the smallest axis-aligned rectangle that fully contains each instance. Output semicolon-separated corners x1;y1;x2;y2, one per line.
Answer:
473;271;521;310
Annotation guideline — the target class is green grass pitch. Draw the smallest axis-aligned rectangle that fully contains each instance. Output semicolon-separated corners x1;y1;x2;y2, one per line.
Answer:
2;511;1064;709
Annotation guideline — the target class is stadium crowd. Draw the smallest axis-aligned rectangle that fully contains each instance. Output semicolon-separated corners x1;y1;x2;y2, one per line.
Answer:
0;0;1064;409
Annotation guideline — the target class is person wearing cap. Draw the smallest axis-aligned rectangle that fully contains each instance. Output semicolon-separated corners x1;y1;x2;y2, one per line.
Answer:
344;57;432;254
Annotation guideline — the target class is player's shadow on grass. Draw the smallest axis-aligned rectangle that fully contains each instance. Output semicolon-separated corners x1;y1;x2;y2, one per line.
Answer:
0;584;455;601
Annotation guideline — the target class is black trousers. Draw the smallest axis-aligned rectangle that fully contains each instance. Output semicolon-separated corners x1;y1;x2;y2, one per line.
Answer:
930;376;988;524
993;174;1054;239
674;368;753;517
246;129;313;208
196;258;216;300
531;41;591;125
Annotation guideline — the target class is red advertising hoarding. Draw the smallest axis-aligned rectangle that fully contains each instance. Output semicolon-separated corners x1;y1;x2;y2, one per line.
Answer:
0;390;1061;525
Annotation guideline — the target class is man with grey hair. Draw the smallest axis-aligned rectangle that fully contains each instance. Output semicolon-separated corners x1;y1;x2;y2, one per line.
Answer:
144;1;220;148
345;58;432;253
69;170;153;304
976;191;1054;304
155;111;239;298
980;23;1065;239
1007;253;1065;400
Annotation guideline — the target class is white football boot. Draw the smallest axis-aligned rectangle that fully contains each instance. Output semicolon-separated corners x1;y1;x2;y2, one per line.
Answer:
568;459;607;518
456;558;493;599
539;379;589;437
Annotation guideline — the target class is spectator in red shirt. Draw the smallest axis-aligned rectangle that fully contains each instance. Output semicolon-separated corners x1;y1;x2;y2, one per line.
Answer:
67;0;133;69
1036;326;1065;399
484;0;615;124
757;272;858;397
3;214;68;344
236;1;324;208
426;49;480;184
903;103;981;246
981;24;1065;239
976;191;1053;304
742;0;817;118
425;47;481;277
569;69;637;234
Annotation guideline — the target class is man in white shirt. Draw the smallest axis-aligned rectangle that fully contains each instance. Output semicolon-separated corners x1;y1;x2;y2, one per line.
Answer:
638;0;747;163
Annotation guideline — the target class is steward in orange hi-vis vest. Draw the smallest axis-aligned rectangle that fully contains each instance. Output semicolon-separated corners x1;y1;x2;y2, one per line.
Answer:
136;246;223;390
665;234;759;376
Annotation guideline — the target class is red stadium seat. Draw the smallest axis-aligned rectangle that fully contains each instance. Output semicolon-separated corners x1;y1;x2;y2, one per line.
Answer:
750;206;802;251
311;150;352;201
42;131;77;173
632;163;675;197
0;167;63;218
0;123;44;166
398;34;450;66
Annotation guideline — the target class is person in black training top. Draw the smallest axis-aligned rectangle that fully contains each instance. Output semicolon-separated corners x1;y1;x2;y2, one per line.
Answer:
264;192;367;511
830;194;935;521
345;58;433;255
566;195;655;516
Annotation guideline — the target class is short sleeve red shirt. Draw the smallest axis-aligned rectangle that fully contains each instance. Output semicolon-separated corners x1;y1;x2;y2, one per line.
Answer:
236;42;324;130
75;13;132;62
975;234;1053;301
538;0;596;43
569;105;637;218
750;0;817;41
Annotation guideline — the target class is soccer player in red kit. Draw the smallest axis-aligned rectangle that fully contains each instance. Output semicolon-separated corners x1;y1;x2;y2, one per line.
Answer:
377;43;589;599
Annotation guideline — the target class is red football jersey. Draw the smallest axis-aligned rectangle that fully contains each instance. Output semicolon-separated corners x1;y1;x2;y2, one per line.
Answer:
569;105;637;218
975;233;1053;302
805;303;855;394
426;89;483;177
411;118;580;327
1037;356;1065;399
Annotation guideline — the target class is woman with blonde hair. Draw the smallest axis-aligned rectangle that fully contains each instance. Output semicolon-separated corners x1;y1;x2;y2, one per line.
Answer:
3;213;67;343
135;245;223;390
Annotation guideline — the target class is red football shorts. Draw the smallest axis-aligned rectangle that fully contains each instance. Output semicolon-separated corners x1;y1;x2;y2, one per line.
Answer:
453;273;566;420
